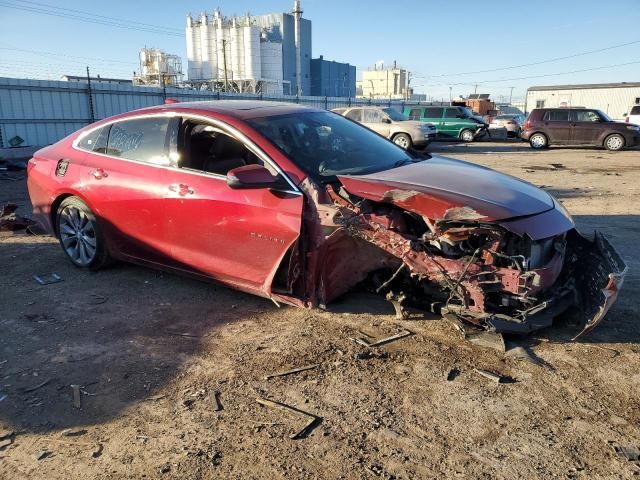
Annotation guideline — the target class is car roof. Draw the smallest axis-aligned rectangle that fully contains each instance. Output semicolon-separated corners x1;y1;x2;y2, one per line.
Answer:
134;100;324;120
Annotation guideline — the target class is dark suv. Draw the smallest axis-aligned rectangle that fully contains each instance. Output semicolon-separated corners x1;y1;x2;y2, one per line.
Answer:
521;108;640;151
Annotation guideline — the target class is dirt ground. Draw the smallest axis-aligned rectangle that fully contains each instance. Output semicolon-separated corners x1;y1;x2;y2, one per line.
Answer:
1;141;639;479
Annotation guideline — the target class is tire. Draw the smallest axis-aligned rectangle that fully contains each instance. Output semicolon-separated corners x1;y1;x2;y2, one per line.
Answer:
529;133;548;149
392;133;412;150
459;129;475;142
56;196;110;270
604;133;625;151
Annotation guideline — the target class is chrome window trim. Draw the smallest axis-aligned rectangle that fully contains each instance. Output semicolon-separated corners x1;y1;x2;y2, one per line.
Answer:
71;111;302;196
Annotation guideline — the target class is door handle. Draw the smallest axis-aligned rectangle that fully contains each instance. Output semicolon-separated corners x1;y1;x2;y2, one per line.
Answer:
91;168;108;179
169;183;194;196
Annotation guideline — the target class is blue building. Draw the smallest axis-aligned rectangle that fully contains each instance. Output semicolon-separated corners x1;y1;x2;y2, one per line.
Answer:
310;56;356;97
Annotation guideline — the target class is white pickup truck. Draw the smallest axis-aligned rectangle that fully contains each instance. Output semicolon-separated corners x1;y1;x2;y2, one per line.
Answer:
625;105;640;126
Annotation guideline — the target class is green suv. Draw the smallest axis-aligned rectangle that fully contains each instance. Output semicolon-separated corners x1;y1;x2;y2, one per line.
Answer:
403;106;487;142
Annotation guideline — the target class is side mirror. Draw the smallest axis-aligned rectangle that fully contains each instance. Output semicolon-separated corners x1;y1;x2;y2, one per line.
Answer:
226;164;285;190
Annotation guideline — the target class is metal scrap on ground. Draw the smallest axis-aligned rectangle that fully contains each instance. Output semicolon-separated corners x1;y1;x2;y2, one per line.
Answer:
474;368;515;384
355;329;413;348
33;273;63;286
264;364;319;380
256;397;321;440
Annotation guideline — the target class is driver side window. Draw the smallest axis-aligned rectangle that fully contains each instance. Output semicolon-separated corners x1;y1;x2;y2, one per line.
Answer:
177;120;268;176
573;110;601;122
363;109;385;123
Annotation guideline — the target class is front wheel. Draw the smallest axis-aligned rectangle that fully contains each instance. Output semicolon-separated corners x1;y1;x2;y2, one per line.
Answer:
56;196;111;269
459;129;475;142
392;133;412;150
604;133;625;151
529;133;548;149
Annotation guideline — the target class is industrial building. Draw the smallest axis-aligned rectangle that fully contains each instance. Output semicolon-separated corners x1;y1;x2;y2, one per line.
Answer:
133;48;183;87
310;56;356;97
357;64;413;100
525;82;640;120
185;1;311;95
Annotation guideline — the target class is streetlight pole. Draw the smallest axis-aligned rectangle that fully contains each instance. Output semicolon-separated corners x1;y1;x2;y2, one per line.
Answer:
449;86;452;105
509;86;515;105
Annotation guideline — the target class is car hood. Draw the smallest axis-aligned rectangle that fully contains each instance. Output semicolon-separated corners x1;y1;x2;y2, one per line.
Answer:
337;156;555;222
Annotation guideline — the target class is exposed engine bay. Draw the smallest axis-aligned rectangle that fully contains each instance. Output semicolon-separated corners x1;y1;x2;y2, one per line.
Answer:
316;183;627;342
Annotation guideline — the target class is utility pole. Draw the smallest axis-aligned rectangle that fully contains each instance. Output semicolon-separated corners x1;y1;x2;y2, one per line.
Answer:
449;86;452;105
474;84;478;94
222;39;229;92
509;86;515;105
86;66;95;123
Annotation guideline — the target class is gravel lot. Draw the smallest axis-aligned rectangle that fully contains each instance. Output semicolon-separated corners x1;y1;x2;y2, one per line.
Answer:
1;141;639;479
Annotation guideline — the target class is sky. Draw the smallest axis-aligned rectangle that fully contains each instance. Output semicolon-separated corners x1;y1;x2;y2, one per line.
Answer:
0;0;639;102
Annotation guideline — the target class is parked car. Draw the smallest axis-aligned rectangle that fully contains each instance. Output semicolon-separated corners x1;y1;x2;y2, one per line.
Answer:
489;114;524;137
331;106;436;149
404;105;487;142
27;101;625;338
521;108;640;151
624;105;640;125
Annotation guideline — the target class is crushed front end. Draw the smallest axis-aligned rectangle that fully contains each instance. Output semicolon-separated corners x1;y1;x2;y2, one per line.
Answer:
325;185;627;339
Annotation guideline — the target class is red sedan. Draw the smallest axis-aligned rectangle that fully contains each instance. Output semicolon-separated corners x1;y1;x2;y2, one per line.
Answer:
27;101;626;339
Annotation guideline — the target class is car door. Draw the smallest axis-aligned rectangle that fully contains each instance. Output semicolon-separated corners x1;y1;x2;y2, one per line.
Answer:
570;110;604;144
443;107;466;137
422;107;445;137
362;109;391;138
77;115;175;264
543;110;572;143
163;117;304;294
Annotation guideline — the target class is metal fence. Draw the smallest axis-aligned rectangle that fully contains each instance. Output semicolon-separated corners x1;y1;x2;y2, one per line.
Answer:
0;76;436;148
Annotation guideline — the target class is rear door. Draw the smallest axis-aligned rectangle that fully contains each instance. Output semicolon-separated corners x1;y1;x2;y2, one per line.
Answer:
163;118;304;294
421;107;444;136
570;110;604;144
443;107;465;138
78;115;174;264
543;110;571;143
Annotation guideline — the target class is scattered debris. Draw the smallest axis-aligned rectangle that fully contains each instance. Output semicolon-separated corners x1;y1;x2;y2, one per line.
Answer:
354;350;388;361
355;329;413;348
474;368;514;384
0;430;14;440
611;442;640;461
61;428;87;437
212;391;223;412
91;443;103;458
0;394;7;403
264;364;319;380
71;384;82;409
21;377;53;393
34;450;50;460
0;437;13;450
182;399;195;409
446;368;460;381
505;346;539;364
88;294;107;305
256;397;321;440
143;394;167;402
0;203;35;232
164;330;202;338
33;273;63;286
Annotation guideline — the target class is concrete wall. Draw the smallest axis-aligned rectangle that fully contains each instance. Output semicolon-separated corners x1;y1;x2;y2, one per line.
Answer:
525;85;640;120
310;58;356;97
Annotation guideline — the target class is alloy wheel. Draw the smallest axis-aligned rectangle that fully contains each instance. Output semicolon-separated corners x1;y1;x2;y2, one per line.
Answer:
530;134;546;148
59;205;97;266
393;135;410;149
605;135;624;151
461;130;474;142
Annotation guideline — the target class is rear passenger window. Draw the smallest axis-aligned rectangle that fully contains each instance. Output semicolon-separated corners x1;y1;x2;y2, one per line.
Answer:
345;109;362;122
77;126;110;153
408;108;422;120
544;110;569;121
423;107;442;118
107;117;171;165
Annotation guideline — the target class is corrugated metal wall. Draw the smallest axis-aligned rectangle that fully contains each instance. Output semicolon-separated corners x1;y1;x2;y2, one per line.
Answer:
0;76;427;148
525;86;640;120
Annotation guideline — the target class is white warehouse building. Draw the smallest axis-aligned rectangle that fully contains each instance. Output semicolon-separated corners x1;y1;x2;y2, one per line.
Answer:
525;82;640;120
186;2;311;95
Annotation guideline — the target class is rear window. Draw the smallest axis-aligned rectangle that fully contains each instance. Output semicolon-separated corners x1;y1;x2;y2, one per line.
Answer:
631;106;640;115
77;125;110;153
107;117;171;165
543;110;569;121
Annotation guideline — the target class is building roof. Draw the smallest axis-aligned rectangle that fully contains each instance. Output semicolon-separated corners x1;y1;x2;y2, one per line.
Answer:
528;82;640;92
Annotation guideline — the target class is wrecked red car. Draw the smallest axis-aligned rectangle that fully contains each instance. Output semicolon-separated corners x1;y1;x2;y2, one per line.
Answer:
27;101;626;339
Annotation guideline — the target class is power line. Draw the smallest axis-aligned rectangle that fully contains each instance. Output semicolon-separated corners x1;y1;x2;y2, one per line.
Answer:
0;46;138;66
0;1;183;37
417;39;640;78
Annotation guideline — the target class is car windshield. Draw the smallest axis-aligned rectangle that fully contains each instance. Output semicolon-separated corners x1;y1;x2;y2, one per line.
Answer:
247;111;424;183
382;108;407;121
461;107;474;118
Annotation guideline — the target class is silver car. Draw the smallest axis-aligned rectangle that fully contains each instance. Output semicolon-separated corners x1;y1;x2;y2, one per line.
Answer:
332;106;436;149
489;114;524;137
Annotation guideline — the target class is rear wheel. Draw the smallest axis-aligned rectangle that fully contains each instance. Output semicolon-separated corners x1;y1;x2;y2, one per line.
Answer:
459;129;475;142
392;133;412;149
604;133;625;151
56;196;110;269
529;133;548;149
